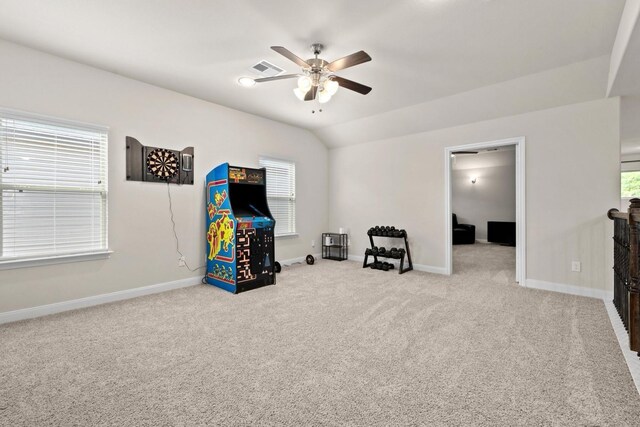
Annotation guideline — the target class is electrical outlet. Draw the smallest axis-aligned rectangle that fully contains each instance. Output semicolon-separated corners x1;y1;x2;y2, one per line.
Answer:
178;256;186;267
571;261;581;272
311;240;315;248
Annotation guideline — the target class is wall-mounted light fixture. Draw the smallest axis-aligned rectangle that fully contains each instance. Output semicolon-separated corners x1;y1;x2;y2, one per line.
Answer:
471;177;477;184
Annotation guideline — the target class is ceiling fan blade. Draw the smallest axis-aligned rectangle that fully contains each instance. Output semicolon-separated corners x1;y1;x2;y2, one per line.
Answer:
332;76;372;95
271;46;309;68
304;85;318;101
254;74;300;83
327;50;371;72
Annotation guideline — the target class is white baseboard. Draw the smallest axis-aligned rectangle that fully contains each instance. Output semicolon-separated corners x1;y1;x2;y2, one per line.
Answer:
350;255;607;296
1;253;323;324
1;267;613;326
348;255;448;275
603;299;640;396
0;276;203;325
524;279;613;300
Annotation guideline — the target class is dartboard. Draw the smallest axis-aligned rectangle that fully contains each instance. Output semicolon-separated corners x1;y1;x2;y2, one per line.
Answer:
146;148;178;179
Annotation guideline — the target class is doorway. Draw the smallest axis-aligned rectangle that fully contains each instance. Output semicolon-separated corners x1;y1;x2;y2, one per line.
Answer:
444;137;525;284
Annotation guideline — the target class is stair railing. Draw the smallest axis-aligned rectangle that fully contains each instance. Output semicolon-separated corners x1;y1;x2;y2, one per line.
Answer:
608;198;640;357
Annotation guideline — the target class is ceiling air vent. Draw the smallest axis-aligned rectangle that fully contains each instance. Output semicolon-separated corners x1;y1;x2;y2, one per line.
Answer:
250;60;285;77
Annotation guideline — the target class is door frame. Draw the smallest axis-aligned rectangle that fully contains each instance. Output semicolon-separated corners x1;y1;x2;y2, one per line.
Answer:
444;136;526;284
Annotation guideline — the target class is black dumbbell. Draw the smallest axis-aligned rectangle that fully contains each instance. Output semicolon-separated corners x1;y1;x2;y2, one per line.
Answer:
378;247;386;254
382;264;390;271
371;246;379;255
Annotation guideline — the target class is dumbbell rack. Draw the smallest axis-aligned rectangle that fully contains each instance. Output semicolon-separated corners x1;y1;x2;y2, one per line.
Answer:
363;228;413;274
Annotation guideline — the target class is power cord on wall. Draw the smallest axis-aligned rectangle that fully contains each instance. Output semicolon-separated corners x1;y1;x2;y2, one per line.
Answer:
166;183;206;276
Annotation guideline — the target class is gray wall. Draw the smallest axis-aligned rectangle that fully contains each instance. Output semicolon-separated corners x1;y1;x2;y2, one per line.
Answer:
0;40;329;313
329;97;620;293
452;150;516;240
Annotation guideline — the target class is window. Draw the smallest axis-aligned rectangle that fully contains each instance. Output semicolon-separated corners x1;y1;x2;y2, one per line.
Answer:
622;171;640;198
0;110;108;263
259;157;296;236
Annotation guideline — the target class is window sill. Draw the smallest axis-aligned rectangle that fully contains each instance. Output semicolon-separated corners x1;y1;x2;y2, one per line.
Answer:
275;233;299;239
0;250;113;271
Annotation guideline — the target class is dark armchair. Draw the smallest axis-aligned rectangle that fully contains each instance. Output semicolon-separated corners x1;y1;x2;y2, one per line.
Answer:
452;214;475;245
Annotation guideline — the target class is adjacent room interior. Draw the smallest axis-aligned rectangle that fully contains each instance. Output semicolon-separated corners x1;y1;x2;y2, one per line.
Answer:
450;145;517;275
1;0;640;425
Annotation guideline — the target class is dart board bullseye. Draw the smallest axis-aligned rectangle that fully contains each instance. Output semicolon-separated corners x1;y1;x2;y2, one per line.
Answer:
146;148;178;180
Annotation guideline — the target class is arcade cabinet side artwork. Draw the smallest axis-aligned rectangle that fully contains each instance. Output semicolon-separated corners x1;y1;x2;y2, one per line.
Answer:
205;163;276;293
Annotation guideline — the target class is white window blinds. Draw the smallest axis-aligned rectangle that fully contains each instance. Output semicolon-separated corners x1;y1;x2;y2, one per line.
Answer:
259;157;296;236
0;110;108;260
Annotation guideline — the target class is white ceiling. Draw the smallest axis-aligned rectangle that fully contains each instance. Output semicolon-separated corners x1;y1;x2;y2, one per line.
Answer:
0;0;626;133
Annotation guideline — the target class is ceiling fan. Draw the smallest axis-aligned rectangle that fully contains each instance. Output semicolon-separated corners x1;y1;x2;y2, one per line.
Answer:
253;43;372;103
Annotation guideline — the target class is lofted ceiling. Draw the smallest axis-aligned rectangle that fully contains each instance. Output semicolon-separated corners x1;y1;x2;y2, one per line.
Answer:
0;0;626;134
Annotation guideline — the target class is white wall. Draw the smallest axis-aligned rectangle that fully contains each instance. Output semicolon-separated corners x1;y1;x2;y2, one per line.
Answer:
452;150;516;240
0;40;328;313
329;97;620;293
621;96;640;145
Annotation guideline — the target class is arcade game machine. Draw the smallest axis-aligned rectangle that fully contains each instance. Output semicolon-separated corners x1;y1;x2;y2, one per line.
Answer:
205;163;276;293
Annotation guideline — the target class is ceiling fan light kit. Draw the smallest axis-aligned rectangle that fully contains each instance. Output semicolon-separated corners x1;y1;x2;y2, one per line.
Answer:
293;87;307;101
318;88;331;104
325;79;339;95
297;76;312;91
250;43;372;104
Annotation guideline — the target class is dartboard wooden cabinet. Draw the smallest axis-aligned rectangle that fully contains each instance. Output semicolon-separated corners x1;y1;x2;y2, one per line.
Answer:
125;136;194;185
205;163;276;293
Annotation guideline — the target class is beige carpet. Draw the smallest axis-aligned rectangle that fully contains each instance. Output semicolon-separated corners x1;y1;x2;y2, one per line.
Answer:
1;244;639;426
